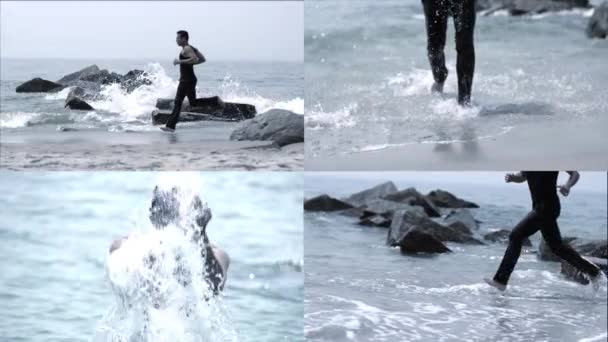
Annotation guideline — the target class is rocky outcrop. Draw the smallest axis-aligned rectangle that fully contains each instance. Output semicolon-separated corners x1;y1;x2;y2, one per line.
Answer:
443;209;479;231
387;210;483;246
154;96;256;121
426;190;479;209
539;237;607;261
398;230;452;255
560;257;607;284
344;182;398;207
587;1;608;39
304;195;354;212
360;198;425;218
382;187;441;217
65;97;94;110
230;109;304;147
16;78;65;93
57;65;101;84
477;0;590;16
360;214;392;228
483;229;532;246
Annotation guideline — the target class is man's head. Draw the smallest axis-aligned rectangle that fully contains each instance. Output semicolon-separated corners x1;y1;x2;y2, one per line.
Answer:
149;186;212;236
176;30;189;47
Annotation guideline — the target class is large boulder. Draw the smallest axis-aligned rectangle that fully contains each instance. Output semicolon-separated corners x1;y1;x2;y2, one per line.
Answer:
387;210;483;246
360;198;425;218
483;229;532;247
230;109;303;147
360;215;392;228
344;181;398;207
382;187;441;217
65;97;94;110
426;190;479;209
80;69;122;85
443;209;479;231
304;195;354;212
587;1;608;39
560;257;607;284
477;0;590;15
539;238;607;261
120;69;152;92
398;230;452;255
57;65;101;84
155;96;256;120
16;78;65;93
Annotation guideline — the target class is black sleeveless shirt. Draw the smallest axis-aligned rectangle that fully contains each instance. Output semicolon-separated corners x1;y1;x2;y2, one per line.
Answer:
179;48;196;82
523;171;560;215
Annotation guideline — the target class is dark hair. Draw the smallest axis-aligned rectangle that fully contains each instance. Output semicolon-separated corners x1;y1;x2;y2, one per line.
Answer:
177;30;189;41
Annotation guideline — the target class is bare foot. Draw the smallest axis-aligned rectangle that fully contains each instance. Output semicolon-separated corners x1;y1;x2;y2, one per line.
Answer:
484;277;506;291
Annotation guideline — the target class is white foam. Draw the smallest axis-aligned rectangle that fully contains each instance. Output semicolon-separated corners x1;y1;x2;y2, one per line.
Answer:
579;332;608;342
0;112;38;128
305;103;358;130
43;87;71;100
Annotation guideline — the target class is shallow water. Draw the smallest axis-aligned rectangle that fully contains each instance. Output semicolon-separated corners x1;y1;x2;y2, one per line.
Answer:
304;172;608;342
0;172;304;342
304;1;608;158
0;58;303;140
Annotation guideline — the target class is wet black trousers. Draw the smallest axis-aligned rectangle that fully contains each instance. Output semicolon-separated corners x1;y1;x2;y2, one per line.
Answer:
421;0;476;104
166;79;197;130
493;208;600;285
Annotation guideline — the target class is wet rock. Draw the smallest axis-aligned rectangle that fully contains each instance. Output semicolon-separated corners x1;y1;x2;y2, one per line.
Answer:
382;187;441;217
81;69;122;84
560;257;607;284
16;78;65;93
483;229;532;247
57;64;101;84
359;215;392;228
360;198;425;218
65;97;94;110
426;190;479;209
477;0;590;15
304;195;354;212
443;209;479;231
155;96;255;120
120;69;152;92
344;181;398;207
230;109;303;147
539;237;606;261
387;210;482;246
398;230;452;255
538;237;578;261
587;1;608;39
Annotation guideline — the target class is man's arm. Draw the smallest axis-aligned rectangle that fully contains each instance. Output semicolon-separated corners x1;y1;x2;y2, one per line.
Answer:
505;172;526;183
175;46;199;65
558;171;579;196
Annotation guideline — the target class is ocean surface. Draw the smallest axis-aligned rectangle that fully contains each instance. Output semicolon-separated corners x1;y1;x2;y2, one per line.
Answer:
305;1;608;158
0;172;303;342
0;58;303;143
304;172;608;342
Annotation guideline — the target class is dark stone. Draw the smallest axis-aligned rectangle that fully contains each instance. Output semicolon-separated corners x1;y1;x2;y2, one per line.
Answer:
57;65;101;84
81;69;122;85
120;69;152;92
360;198;425;218
382;187;441;217
65;97;94;110
154;97;256;122
344;181;398;207
399;229;452;255
426;189;479;208
477;0;590;15
443;209;479;231
16;78;65;93
587;1;608;39
359;215;392;228
304;195;354;212
483;229;532;247
539;237;606;261
230;109;303;147
387;209;483;246
560;257;607;285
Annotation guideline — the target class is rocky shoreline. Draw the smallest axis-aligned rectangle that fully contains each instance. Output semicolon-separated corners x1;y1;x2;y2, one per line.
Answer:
305;181;607;284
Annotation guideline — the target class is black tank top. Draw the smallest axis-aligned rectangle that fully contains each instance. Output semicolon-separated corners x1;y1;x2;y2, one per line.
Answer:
523;171;560;214
179;48;196;82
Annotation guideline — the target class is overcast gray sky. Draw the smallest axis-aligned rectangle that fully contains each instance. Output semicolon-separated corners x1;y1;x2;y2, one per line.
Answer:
0;1;303;61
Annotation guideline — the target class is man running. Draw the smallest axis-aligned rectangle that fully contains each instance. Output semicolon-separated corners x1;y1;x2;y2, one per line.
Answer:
421;0;476;106
485;171;602;291
162;30;206;132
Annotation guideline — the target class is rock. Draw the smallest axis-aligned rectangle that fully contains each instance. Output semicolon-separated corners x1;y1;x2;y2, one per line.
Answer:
304;195;354;212
155;96;256;120
229;109;303;147
81;69;122;84
359;215;392;228
587;1;608;39
398;229;452;255
16;78;65;93
560;257;607;285
477;0;590;15
57;65;101;84
382;187;441;217
387;209;482;246
443;209;479;231
65;97;94;110
344;181;398;207
483;229;532;247
337;207;366;218
426;190;479;209
360;198;425;217
539;237;607;261
152;110;240;124
120;69;152;92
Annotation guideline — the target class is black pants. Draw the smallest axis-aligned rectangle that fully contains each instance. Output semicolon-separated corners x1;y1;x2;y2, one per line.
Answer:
166;79;197;129
493;208;600;285
422;0;476;104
